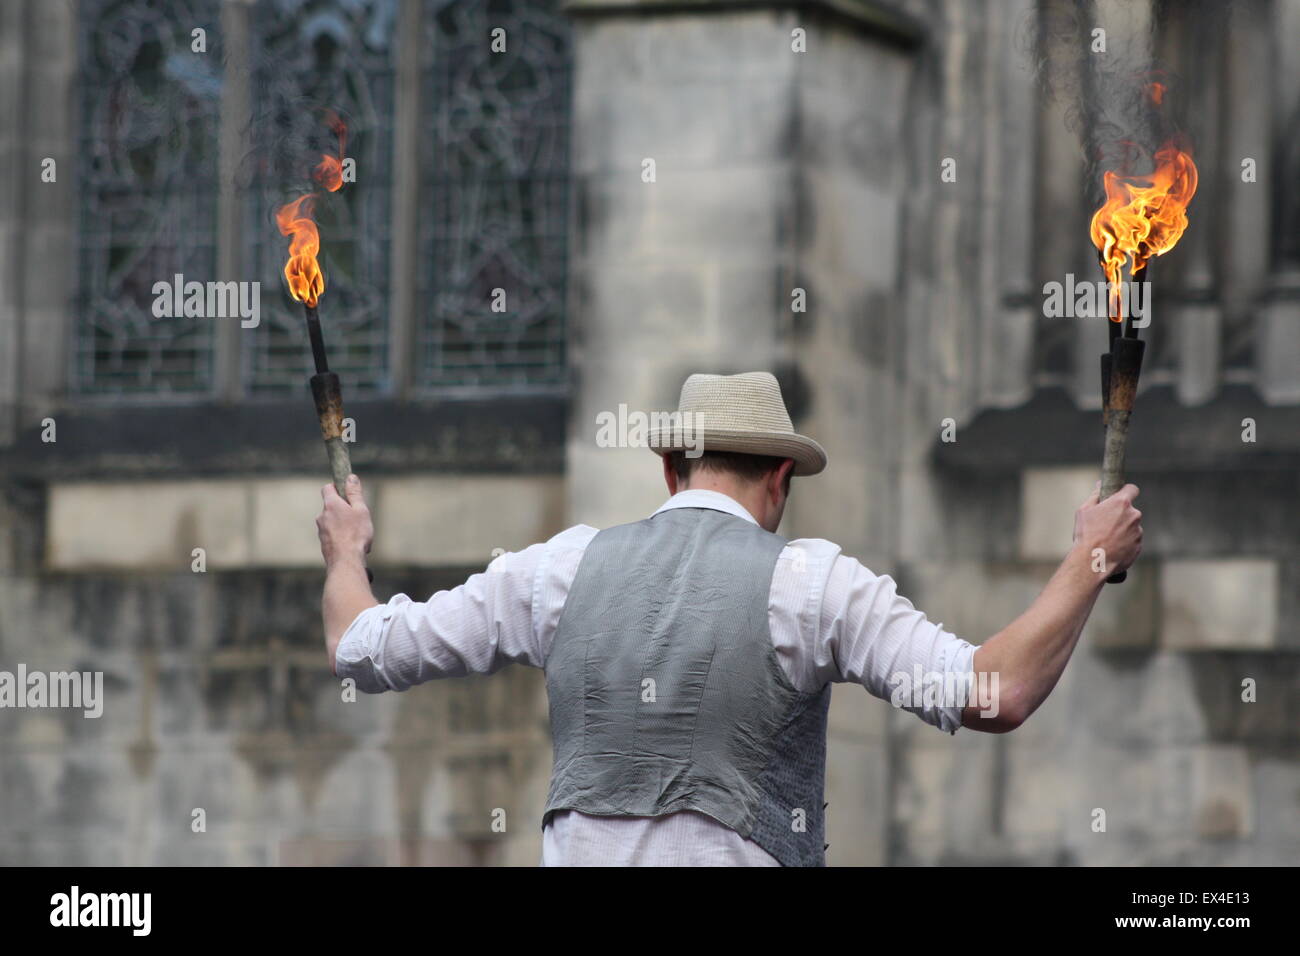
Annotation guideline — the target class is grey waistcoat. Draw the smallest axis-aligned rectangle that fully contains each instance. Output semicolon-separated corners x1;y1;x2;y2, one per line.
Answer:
542;506;831;866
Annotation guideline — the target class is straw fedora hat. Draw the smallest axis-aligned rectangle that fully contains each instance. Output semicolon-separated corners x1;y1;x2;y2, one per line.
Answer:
647;371;827;476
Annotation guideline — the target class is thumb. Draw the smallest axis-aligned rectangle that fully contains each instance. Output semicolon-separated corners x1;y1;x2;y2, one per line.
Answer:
345;473;365;506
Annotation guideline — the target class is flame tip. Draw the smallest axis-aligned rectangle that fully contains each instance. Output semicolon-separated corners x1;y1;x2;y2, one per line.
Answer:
276;115;347;307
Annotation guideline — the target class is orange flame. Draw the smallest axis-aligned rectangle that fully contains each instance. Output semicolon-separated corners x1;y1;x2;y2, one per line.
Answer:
276;116;347;308
276;194;324;307
313;112;347;193
1089;138;1198;321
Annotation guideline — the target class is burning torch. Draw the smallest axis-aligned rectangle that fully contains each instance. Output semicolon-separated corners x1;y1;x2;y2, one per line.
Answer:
1090;123;1198;583
277;117;372;581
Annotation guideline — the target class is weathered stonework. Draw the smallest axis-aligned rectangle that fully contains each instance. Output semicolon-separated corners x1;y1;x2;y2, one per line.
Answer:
44;475;565;571
1161;559;1279;651
1;0;1297;868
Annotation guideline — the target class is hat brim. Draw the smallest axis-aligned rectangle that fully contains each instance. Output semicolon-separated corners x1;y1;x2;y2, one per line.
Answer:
647;427;827;477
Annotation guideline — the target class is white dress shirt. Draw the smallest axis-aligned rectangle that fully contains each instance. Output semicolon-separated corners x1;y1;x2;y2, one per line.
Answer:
335;489;977;866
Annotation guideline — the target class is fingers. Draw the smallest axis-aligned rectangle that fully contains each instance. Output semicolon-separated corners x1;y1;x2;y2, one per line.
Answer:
1116;482;1140;503
344;473;367;508
321;477;367;511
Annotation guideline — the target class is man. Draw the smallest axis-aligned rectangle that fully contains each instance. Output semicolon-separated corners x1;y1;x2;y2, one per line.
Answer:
316;371;1142;866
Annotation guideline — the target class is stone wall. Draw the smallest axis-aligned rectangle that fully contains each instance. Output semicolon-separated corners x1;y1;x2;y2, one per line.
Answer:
1;0;1296;866
891;454;1299;865
0;472;563;864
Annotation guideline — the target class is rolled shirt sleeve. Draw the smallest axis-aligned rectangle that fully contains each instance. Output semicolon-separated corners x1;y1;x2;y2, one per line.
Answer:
822;554;977;734
335;542;549;693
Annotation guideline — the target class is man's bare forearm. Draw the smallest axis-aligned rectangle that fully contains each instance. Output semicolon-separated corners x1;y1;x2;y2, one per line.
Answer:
323;554;377;675
961;483;1142;732
962;545;1104;732
316;476;378;675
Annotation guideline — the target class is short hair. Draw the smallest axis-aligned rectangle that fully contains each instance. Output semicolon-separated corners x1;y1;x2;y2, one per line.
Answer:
669;450;792;492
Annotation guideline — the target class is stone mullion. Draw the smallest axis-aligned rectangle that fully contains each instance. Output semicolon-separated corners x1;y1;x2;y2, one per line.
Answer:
1216;1;1271;386
978;0;1037;411
1259;0;1300;404
387;0;423;400
1031;0;1088;394
215;0;252;402
1165;1;1221;403
20;0;76;424
0;0;31;443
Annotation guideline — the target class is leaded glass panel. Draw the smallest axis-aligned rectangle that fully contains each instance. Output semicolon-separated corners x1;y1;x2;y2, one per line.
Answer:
244;0;395;395
74;0;223;396
417;0;571;392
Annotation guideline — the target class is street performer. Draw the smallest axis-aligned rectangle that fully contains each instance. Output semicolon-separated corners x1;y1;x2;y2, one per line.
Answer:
315;371;1143;866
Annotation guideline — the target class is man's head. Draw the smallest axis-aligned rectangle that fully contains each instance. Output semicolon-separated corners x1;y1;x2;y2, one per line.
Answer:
647;371;826;532
663;449;795;533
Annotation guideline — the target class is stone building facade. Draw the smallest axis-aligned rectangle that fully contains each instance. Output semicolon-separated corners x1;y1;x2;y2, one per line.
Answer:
1;0;1296;865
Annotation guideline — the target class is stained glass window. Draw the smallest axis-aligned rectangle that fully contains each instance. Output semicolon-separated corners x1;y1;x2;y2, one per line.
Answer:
244;0;396;396
72;0;572;401
418;0;572;392
74;0;223;396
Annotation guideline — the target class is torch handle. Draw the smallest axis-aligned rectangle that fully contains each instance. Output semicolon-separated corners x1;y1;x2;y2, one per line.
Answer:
1099;336;1145;584
1100;353;1112;427
311;372;373;584
324;435;354;498
1100;410;1131;497
1099;419;1129;584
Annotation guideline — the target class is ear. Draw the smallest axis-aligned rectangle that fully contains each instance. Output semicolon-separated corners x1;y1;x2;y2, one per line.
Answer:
663;453;680;495
769;457;795;503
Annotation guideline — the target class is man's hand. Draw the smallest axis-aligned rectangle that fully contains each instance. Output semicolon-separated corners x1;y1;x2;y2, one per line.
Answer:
1072;481;1143;577
317;473;374;570
317;474;377;676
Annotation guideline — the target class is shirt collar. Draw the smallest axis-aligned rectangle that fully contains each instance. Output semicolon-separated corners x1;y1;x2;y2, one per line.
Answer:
650;489;759;527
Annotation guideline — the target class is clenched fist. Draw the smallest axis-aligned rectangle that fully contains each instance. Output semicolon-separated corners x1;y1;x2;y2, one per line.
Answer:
1073;481;1143;577
317;474;374;569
